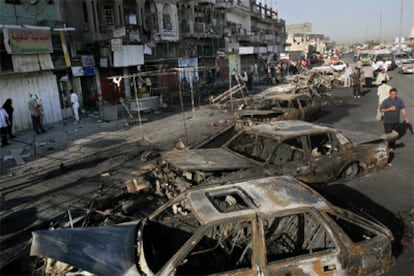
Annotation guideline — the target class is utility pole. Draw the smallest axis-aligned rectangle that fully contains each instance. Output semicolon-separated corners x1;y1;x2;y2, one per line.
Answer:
379;9;383;42
399;0;404;45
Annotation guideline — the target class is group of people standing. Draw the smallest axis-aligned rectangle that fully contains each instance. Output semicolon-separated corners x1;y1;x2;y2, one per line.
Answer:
0;90;80;147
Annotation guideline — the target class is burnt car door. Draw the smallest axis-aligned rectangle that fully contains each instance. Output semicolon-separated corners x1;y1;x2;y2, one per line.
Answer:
259;210;347;275
286;98;303;120
166;218;260;276
304;132;347;183
297;95;319;121
266;135;312;178
323;210;394;275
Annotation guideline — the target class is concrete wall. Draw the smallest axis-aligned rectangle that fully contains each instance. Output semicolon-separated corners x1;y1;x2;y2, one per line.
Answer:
0;72;62;132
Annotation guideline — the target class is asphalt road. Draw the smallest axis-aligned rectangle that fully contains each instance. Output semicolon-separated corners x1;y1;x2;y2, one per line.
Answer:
1;65;413;275
314;68;414;275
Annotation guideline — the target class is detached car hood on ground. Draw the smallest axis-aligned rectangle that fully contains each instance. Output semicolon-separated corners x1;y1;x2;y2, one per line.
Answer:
162;148;257;172
30;224;141;276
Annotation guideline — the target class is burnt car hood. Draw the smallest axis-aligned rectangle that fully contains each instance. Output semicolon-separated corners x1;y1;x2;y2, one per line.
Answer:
341;129;395;144
30;223;140;276
162;148;257;172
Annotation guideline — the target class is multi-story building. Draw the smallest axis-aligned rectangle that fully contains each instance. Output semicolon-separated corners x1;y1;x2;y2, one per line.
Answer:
0;0;68;132
0;0;286;131
286;23;329;62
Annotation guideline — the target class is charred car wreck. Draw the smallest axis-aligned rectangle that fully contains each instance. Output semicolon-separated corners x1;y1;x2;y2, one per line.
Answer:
31;176;394;275
235;93;322;130
147;120;391;198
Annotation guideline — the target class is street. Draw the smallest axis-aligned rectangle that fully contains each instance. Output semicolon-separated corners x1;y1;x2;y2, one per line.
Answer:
315;68;414;275
1;70;413;275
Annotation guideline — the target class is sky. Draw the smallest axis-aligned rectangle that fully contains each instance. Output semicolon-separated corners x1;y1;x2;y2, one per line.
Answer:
275;0;414;44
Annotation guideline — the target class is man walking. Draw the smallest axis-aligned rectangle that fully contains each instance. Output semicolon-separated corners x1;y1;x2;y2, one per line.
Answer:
70;90;80;123
380;88;409;150
376;80;392;121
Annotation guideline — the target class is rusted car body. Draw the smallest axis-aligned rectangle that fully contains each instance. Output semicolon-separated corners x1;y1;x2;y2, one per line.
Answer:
30;176;394;275
159;121;390;194
235;93;321;130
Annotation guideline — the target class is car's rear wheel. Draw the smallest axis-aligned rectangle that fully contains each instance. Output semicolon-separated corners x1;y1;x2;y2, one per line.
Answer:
341;163;359;180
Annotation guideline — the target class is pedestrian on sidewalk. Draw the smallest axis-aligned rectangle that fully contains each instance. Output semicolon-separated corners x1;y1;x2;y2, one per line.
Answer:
28;94;46;134
380;88;410;150
70;89;80;123
2;98;15;138
376;80;392;121
0;106;10;147
351;68;362;98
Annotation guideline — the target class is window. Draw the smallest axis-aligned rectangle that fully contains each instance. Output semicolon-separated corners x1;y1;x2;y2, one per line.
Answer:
328;213;377;243
309;134;336;157
264;213;335;263
163;4;173;31
279;100;290;108
207;188;257;213
176;220;253;275
228;133;278;163
270;137;305;165
144;201;200;273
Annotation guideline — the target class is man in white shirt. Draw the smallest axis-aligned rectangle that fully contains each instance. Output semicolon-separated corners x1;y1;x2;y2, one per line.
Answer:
376;80;392;121
70;90;80;123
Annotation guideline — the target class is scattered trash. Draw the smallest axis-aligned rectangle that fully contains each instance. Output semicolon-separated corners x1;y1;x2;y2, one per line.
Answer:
124;178;151;193
175;139;186;150
131;163;156;176
101;172;111;177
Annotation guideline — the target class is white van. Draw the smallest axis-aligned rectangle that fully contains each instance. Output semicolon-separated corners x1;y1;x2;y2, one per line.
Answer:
373;50;395;71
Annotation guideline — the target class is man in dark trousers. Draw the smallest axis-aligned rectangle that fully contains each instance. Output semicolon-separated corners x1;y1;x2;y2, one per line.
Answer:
351;68;362;98
380;88;410;151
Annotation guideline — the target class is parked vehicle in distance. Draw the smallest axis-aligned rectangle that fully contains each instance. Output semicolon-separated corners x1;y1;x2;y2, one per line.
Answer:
394;52;410;67
235;93;322;129
373;50;395;71
329;60;347;72
398;59;414;74
358;51;372;66
30;176;394;276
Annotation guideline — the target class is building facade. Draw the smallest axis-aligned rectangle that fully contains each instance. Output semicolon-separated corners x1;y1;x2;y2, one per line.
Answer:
1;0;287;131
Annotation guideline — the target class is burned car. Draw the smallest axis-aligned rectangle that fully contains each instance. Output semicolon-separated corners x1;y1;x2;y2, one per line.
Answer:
235;93;321;130
155;121;391;195
30;176;394;275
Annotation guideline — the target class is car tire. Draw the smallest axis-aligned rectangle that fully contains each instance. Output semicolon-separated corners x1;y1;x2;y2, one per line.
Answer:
341;163;359;180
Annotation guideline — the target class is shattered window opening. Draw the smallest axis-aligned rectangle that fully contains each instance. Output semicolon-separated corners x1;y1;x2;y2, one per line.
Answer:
228;133;278;163
270;137;306;165
175;220;253;275
264;212;335;263
309;133;336;157
207;188;257;213
279;100;290;108
144;202;200;273
328;213;378;243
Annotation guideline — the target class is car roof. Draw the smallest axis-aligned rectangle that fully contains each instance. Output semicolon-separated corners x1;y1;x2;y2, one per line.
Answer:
243;120;334;137
187;176;330;224
254;92;308;101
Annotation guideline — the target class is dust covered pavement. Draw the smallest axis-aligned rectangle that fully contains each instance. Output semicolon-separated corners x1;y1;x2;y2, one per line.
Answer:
0;105;234;272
